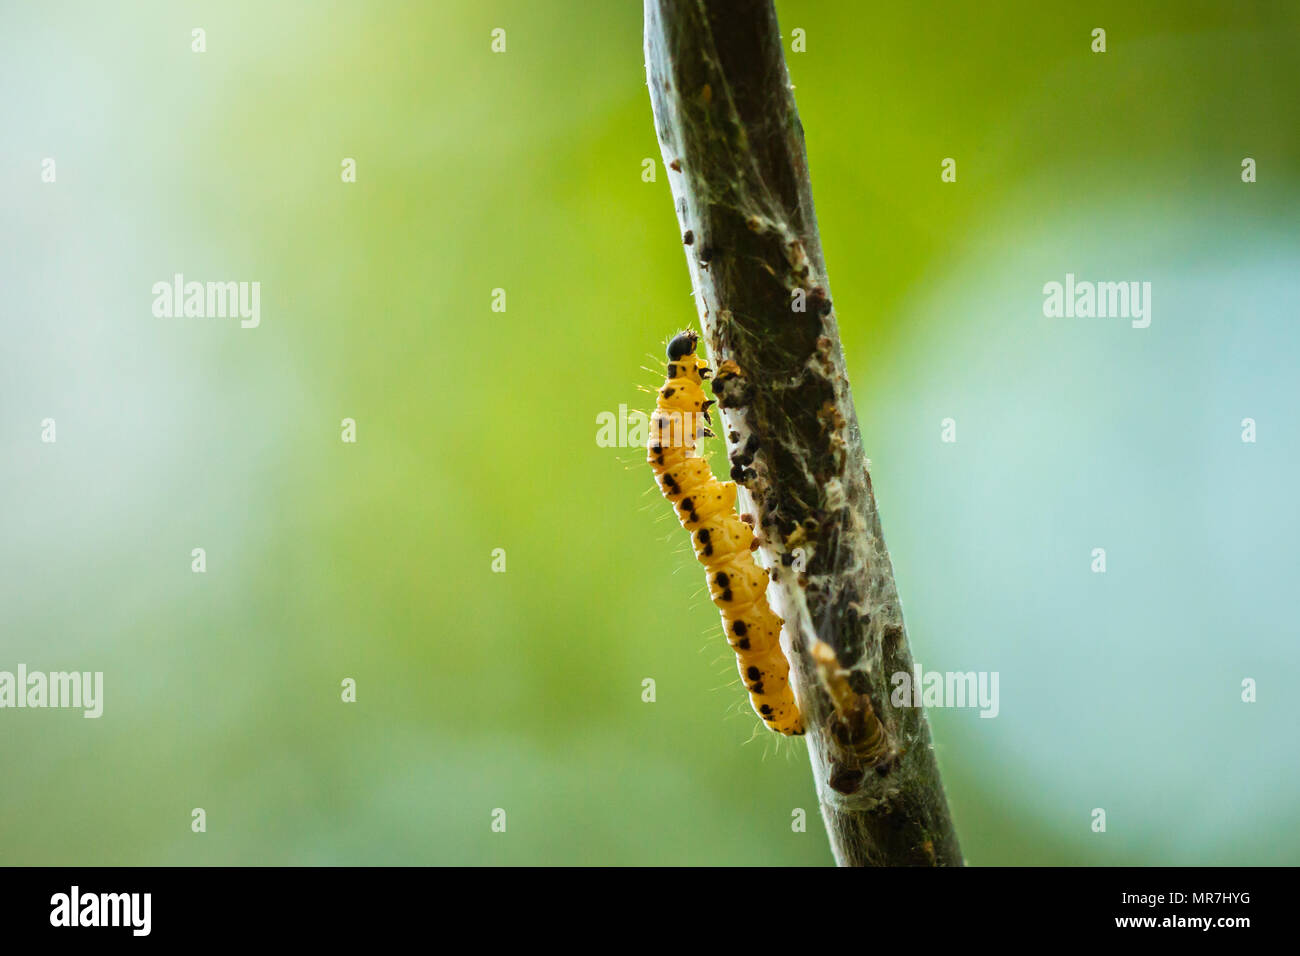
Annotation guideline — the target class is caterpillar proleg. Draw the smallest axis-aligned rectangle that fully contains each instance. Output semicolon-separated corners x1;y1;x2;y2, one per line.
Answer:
646;330;804;736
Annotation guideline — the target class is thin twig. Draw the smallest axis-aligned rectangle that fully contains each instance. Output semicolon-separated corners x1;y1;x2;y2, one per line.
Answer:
644;0;963;866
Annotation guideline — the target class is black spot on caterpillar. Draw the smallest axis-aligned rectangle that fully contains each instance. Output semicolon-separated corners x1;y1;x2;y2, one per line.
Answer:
646;330;804;737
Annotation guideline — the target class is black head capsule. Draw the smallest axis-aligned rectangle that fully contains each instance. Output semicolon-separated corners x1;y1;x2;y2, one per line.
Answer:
666;330;698;361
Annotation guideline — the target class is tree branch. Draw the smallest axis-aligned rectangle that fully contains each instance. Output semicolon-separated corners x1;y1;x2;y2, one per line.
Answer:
644;0;963;866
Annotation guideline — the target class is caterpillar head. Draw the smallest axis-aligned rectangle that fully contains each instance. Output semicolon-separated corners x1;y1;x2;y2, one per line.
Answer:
665;330;711;389
666;329;698;360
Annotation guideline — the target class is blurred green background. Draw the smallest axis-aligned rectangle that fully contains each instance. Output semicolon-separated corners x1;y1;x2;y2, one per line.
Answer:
2;0;1298;865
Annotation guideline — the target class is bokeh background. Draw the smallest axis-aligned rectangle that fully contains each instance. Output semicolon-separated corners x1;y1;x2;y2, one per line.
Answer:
2;0;1298;865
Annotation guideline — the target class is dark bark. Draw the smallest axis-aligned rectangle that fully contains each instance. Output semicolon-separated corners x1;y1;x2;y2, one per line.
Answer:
644;0;963;866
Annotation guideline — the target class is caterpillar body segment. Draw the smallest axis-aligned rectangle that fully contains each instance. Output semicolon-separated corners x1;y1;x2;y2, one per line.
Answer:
647;330;805;737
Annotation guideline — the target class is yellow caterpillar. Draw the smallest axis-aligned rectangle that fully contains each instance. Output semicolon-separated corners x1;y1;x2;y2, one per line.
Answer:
646;330;804;736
